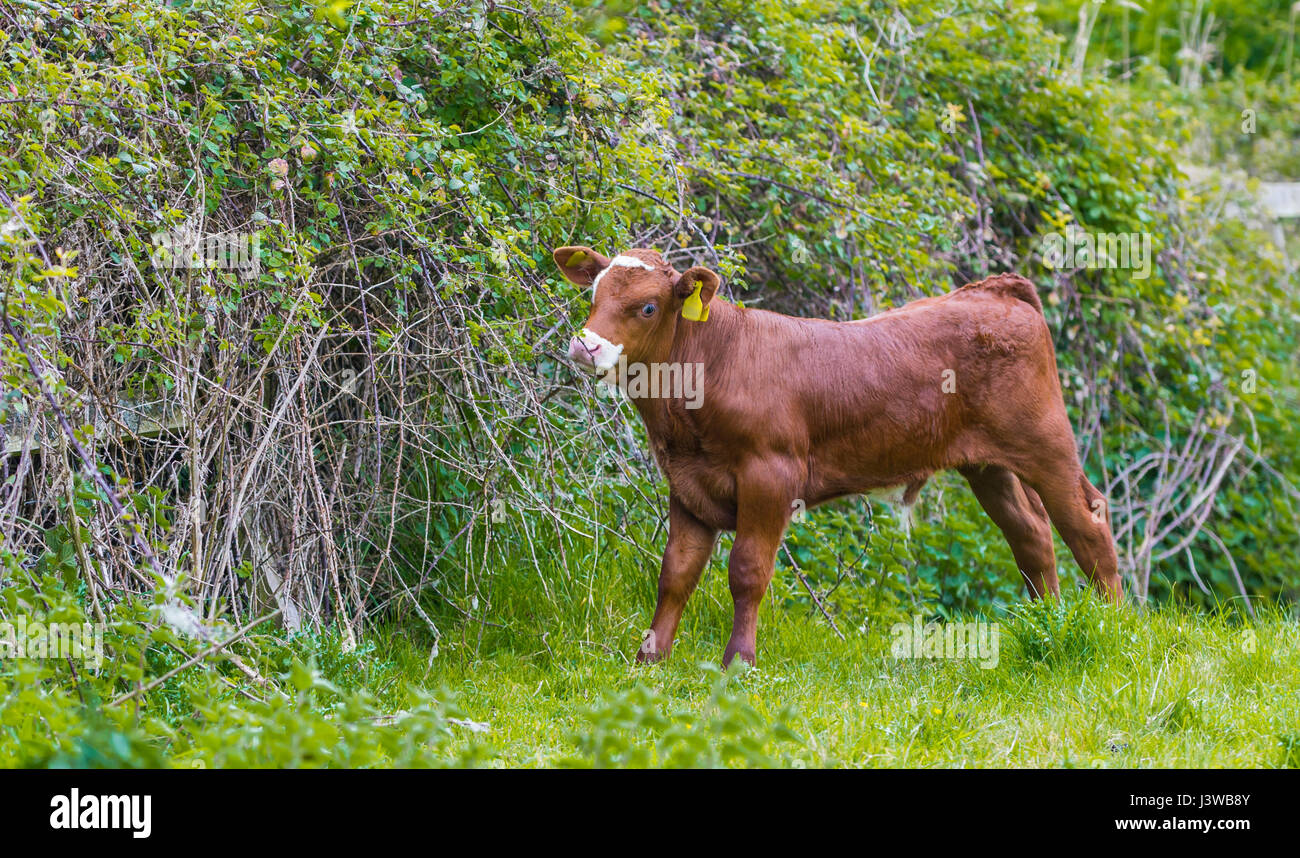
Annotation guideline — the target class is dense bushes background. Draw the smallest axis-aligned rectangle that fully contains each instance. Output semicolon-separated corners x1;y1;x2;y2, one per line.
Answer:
1038;0;1300;179
0;0;1297;699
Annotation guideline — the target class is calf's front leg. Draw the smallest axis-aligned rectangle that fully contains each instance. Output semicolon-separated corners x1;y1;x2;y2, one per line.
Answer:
723;459;800;667
637;496;718;663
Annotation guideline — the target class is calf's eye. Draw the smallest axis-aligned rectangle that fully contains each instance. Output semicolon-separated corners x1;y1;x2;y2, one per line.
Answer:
641;303;657;317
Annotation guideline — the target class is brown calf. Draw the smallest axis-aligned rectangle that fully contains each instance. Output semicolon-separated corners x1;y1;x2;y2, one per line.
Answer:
554;246;1122;667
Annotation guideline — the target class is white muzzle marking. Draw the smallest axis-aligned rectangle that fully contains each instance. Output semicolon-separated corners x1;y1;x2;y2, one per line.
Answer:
577;327;624;373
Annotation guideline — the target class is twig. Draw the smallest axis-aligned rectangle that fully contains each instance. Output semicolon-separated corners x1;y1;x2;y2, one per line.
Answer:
108;610;280;707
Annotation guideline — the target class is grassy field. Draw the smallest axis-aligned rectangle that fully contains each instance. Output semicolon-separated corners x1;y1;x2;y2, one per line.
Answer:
5;551;1298;768
340;564;1300;768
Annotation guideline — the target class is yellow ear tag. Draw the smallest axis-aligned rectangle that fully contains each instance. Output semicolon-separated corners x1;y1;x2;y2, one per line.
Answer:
681;281;709;322
566;250;587;266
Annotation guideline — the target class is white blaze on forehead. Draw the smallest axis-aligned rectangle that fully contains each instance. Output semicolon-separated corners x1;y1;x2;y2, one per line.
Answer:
578;327;624;372
591;255;656;300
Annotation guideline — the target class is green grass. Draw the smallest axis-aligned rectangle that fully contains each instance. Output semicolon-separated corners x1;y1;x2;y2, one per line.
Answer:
348;564;1300;768
7;542;1297;768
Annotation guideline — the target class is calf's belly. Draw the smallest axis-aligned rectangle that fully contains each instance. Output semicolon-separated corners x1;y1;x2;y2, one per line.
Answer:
802;423;950;501
665;431;942;530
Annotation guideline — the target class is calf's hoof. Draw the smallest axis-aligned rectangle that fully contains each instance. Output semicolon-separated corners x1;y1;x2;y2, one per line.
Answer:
722;644;756;668
635;645;669;664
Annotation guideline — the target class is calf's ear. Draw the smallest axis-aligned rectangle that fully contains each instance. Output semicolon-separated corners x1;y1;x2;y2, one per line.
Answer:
673;267;720;321
552;246;611;286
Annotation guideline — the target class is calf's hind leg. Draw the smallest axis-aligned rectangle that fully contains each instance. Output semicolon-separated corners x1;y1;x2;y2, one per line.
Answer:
960;465;1059;599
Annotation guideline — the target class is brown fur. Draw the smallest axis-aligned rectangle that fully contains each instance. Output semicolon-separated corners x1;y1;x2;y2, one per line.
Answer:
554;246;1122;666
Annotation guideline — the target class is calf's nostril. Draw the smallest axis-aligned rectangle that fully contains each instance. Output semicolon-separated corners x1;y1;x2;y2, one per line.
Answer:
568;336;598;362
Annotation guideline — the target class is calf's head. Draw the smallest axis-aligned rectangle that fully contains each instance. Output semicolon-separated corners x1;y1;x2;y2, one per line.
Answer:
552;246;719;378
